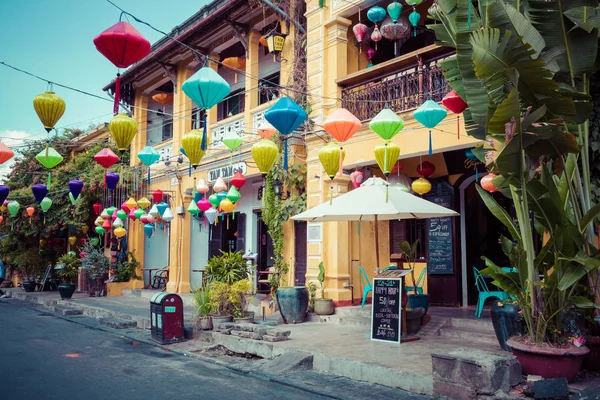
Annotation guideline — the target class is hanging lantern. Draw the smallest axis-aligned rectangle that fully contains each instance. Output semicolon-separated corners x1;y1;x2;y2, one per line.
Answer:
196;179;209;195
107;206;117;216
113;217;124;228
117;209;128;221
128;208;137;221
96;226;106;235
152;189;163;204
149;204;160;218
223;133;243;167
222;57;246;83
94;148;119;169
406;0;424;5
156;202;169;217
137;197;151;210
374;141;401;177
68;236;77;246
40;197;52;213
0;186;9;205
0;143;15;165
367;6;387;24
252;140;279;176
257;121;277;140
208;194;220;209
350;170;365;189
481;173;499;193
412;177;432;195
198;198;211;213
94;21;151;114
441;90;468;140
39;238;46;247
366;48;376;68
216;191;227;205
33;92;66;132
105;172;120;190
220;198;235;214
188;200;200;216
259;35;268;47
414;100;448;156
353;23;368;43
204;208;218;225
319;143;346;180
231;172;246;190
36;147;63;189
95;216;105;226
323;109;361;176
213;177;227;193
226;186;241;204
181;129;208;168
371;27;383;43
109;113;138;151
370;109;405;141
381;17;411;55
139;214;149;224
388;2;402;22
26;206;35;217
81;225;90;234
182;67;231;151
125;197;137;211
114;227;127;238
152;93;173;105
89;237;99;246
264;97;307;170
102;219;112;230
7;201;19;217
138;145;161;183
31;184;48;204
389;172;413;193
68;179;84;200
134;208;145;220
408;11;421;37
144;223;154;238
69;193;80;206
417;161;436;178
162;207;174;223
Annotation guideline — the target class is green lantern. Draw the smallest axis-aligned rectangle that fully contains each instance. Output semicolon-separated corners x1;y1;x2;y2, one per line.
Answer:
35;147;63;189
209;193;220;208
116;209;127;220
369;109;405;141
187;199;200;216
90;237;100;246
95;226;106;235
107;206;117;216
134;208;145;220
7;200;19;217
226;186;241;204
69;192;80;205
40;197;52;213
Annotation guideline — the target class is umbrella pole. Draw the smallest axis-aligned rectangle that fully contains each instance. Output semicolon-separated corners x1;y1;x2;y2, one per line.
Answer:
374;215;380;275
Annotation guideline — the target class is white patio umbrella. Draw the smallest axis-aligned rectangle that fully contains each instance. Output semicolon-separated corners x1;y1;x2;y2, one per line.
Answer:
292;177;458;273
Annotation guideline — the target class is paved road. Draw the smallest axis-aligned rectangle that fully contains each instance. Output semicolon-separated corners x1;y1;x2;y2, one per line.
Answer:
0;299;430;400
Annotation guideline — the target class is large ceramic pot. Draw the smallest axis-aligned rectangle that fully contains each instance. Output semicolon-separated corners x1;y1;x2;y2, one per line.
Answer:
211;314;233;329
277;286;309;324
408;294;429;314
406;307;426;335
491;302;523;351
58;284;76;300
314;298;335;315
507;338;589;382
22;281;36;292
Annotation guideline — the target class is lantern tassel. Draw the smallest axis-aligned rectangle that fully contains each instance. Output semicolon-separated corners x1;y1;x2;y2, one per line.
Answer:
201;114;208;151
384;143;388;174
204;217;207;229
457;115;460;140
232;212;235;220
329;185;333;205
189;162;191;177
338;147;343;177
147;167;151;185
475;167;479;182
227;215;229;230
47;172;51;190
356;221;360;236
113;73;121;115
283;139;289;170
386;182;389;203
428;130;433;156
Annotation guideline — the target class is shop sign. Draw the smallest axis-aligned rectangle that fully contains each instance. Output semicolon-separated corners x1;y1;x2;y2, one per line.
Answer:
371;278;402;343
427;182;454;275
207;162;247;183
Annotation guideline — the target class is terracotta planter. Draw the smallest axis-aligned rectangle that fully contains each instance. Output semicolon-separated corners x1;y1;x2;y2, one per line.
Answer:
506;338;589;382
197;316;213;331
584;336;600;371
211;314;233;328
314;299;334;315
234;312;255;324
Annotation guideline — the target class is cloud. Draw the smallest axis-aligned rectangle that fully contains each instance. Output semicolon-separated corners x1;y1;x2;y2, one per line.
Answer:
0;130;39;182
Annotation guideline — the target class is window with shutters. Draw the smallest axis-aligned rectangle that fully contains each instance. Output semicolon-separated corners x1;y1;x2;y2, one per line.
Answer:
389;219;427;260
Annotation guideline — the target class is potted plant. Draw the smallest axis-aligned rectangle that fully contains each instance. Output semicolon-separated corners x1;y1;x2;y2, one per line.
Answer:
80;241;110;296
314;262;334;315
193;286;214;330
307;281;317;312
398;240;428;314
230;279;254;323
205;250;249;284
14;249;44;292
55;252;81;300
208;281;233;325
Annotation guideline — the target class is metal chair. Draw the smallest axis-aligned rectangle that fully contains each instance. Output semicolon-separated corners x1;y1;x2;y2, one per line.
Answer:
152;266;169;291
358;266;373;308
405;267;427;295
473;267;509;318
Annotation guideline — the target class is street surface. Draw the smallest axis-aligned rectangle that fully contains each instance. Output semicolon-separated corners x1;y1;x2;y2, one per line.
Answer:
0;299;430;400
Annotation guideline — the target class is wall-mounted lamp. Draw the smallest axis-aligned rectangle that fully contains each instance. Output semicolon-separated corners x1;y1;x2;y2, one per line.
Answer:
272;179;290;200
266;31;287;62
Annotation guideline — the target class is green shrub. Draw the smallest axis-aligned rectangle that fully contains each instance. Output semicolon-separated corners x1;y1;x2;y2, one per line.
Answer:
205;250;248;284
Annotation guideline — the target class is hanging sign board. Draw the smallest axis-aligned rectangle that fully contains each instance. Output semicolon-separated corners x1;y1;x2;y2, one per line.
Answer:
427;182;454;275
371;277;402;343
208;161;247;183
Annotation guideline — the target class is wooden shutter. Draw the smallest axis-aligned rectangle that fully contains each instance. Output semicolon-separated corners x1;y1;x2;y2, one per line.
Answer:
208;221;223;260
389;219;407;254
236;212;246;253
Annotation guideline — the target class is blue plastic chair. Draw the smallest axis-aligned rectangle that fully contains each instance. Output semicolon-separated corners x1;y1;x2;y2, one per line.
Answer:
473;267;509;318
405;267;427;295
359;266;373;308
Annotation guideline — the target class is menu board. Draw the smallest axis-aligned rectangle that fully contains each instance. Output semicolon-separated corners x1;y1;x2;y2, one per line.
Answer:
427;183;454;275
371;278;402;343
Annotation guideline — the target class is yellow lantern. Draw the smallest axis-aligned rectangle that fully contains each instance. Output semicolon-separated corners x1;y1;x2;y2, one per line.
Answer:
81;225;90;234
113;227;127;238
251;139;279;176
33;92;66;132
181;129;208;167
125;197;137;211
319;142;346;180
39;238;47;248
220;198;235;213
0;205;6;213
109;113;138;151
374;141;401;177
412;177;432;195
137;197;151;210
68;236;77;246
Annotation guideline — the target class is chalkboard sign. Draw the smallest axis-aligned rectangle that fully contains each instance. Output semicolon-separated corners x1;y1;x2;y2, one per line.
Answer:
371;278;402;343
427;183;454;275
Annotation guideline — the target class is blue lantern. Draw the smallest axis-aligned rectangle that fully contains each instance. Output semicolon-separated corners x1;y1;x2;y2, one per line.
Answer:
367;6;387;24
138;145;161;183
144;223;154;238
264;97;307;170
414;100;447;156
409;11;421;37
387;2;402;22
156;201;169;217
32;184;48;204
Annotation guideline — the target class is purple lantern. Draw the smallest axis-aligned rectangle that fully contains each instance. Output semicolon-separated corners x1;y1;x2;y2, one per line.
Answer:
0;186;9;205
105;172;120;190
32;184;48;204
68;179;84;199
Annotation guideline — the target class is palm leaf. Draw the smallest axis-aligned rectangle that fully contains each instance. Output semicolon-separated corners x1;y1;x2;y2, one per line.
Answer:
486;1;545;57
476;184;522;240
564;6;600;32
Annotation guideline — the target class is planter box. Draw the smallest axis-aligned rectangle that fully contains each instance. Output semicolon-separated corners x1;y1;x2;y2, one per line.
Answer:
107;281;134;297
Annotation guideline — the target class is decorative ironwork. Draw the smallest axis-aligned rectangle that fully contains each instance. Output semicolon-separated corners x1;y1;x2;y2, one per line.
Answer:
341;61;450;121
211;115;245;147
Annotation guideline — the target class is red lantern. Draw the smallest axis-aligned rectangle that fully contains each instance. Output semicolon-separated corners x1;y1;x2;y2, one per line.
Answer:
0;143;15;165
481;173;499;193
94;148;119;169
152;189;163;204
391;161;404;174
231;171;246;190
93;202;102;215
417;161;435;178
102;219;112;230
94;21;151;114
441;90;468;140
350;170;365;189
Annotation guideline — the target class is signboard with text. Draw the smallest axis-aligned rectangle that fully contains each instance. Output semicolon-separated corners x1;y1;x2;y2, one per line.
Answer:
371;278;402;343
427;183;454;275
207;162;247;183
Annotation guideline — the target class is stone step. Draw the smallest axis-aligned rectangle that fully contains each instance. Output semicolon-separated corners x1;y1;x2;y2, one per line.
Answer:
449;317;494;332
54;305;83;316
98;317;137;329
334;306;371;318
438;327;497;344
319;315;371;327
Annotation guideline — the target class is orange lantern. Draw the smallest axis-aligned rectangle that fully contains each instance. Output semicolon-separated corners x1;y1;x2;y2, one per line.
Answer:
0;215;3;224
481;173;499;193
26;206;35;217
323;108;361;176
0;143;15;165
257;121;277;139
259;35;268;47
222;57;246;83
151;93;173;105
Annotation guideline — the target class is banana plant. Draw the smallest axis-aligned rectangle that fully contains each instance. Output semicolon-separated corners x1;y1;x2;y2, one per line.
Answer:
428;0;600;341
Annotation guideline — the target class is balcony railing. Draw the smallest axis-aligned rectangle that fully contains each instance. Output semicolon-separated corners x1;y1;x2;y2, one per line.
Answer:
211;115;245;147
341;59;451;121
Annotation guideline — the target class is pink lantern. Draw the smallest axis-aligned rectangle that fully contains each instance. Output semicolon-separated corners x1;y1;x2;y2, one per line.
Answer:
129;207;137;221
371;27;383;44
366;48;376;68
121;201;130;213
350;170;365;188
111;213;117;222
140;214;149;224
197;198;211;212
353;23;368;43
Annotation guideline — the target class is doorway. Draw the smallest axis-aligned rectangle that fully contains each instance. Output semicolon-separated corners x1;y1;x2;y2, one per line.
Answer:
294;221;307;286
208;212;246;260
256;213;274;293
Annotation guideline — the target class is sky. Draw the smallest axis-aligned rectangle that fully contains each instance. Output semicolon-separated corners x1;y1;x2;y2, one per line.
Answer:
0;0;210;179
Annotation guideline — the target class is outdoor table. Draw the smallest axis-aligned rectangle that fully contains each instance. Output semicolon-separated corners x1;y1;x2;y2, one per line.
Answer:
142;268;159;289
375;268;419;342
